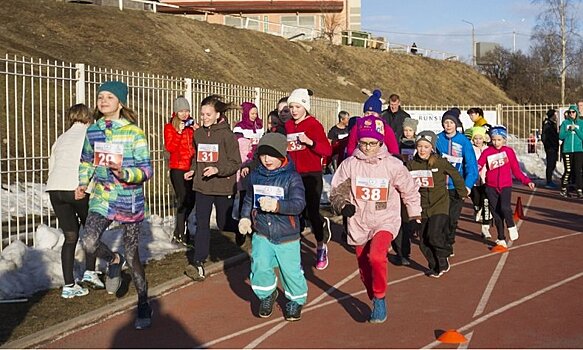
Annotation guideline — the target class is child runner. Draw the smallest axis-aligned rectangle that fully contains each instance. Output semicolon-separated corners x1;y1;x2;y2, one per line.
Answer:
164;96;198;245
184;95;241;281
284;88;333;270
47;103;103;298
407;131;467;277
468;126;492;238
239;133;307;321
330;115;421;323
77;81;153;329
558;105;583;198
477;126;535;248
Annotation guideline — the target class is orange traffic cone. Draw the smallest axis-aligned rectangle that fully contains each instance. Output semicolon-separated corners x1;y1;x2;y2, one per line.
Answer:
491;244;509;253
513;196;524;221
437;329;468;344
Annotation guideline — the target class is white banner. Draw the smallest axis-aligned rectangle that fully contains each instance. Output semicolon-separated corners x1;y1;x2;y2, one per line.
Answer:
406;110;498;134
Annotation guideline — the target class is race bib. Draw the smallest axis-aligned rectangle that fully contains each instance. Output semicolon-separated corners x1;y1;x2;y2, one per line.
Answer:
355;177;389;202
400;148;415;162
93;142;123;166
487;151;508;170
410;170;435;188
197;144;219;162
253;185;285;208
443;154;463;166
287;132;306;152
338;133;349;140
250;137;260;146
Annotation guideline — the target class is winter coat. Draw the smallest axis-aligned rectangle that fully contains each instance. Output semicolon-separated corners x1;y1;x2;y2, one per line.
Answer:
436;131;479;189
47;122;88;191
164;121;195;171
241;158;306;244
346;118;400;156
234;127;264;191
191;119;241;196
398;137;416;163
472;144;488;185
406;154;467;218
381;107;411;140
330;145;421;246
558;118;583;154
79;117;152;223
477;145;531;192
541;118;559;151
284;116;332;174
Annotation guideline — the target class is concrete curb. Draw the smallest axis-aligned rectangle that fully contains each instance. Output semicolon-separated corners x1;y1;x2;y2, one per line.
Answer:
1;251;250;349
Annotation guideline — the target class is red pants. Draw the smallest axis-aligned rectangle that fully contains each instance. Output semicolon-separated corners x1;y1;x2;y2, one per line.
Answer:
355;230;392;300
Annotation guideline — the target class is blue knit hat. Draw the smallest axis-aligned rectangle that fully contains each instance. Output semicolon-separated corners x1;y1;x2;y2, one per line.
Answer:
363;89;383;114
97;81;128;105
489;125;508;139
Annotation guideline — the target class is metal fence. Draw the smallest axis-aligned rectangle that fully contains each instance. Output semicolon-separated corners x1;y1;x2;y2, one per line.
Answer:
0;54;565;251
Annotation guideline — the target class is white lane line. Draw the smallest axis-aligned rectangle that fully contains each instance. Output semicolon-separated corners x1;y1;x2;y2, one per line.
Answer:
198;231;583;349
308;269;361;306
421;271;583;349
457;331;473;349
243;322;288;349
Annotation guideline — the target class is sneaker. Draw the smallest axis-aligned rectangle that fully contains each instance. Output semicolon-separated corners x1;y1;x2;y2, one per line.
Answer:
495;239;508;248
184;261;205;281
61;283;89;299
315;245;329;270
105;253;126;295
258;289;278;318
82;270;105;289
400;257;411;266
284;301;302;321
560;188;568;197
322;217;332;244
134;302;153;330
369;297;387;323
545;182;558;189
438;256;450;274
427;270;443;278
508;226;519;241
481;225;492;239
474;208;482;222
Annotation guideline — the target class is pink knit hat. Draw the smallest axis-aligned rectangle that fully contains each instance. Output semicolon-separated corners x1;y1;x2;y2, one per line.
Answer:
357;116;385;141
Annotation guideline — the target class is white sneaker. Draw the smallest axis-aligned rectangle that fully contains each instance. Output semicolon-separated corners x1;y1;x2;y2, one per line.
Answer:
481;225;491;239
61;283;89;299
495;239;508;248
508;226;519;241
82;270;105;289
475;209;482;222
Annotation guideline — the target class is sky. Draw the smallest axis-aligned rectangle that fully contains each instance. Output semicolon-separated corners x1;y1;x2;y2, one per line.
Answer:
361;0;582;63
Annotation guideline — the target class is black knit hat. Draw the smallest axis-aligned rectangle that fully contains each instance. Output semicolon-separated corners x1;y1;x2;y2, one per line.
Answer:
442;108;462;128
257;133;287;160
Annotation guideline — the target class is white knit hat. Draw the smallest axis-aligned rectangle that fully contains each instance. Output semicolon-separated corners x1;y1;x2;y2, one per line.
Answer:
287;88;311;113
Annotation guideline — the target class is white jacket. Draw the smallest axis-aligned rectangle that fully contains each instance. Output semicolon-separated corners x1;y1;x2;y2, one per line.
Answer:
46;122;88;191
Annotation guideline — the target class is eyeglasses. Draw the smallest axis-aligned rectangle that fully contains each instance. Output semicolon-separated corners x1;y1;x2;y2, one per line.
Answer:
358;140;381;148
569;111;577;113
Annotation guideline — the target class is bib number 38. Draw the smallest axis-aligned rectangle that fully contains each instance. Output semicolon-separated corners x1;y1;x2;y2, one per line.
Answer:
355;177;389;202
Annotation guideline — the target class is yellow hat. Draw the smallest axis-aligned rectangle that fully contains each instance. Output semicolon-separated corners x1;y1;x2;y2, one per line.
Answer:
468;126;487;140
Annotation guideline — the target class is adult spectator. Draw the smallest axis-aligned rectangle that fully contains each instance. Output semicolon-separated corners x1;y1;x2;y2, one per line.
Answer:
466;107;492;138
541;109;559;189
328;111;350;141
381;94;411;142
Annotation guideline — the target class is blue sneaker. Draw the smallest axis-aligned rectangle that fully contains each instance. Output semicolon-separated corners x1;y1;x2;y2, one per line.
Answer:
134;302;153;330
284;301;302;321
369;297;387;323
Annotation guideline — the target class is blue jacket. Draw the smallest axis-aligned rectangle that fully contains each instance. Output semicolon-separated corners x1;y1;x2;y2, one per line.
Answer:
241;158;306;244
436;131;478;189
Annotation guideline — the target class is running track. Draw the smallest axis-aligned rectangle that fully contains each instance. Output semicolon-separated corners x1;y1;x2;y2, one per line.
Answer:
42;185;583;348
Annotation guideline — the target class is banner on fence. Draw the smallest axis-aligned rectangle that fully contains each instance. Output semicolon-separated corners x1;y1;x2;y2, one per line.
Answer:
407;110;498;134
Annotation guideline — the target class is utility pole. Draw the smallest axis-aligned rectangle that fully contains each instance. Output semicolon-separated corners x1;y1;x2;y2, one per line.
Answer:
462;20;475;66
560;0;566;105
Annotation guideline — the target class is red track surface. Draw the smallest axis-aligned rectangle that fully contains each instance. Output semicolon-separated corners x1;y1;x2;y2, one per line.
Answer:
44;186;583;348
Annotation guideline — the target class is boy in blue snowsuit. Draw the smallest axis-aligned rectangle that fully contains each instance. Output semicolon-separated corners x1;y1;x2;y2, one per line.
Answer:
238;133;307;322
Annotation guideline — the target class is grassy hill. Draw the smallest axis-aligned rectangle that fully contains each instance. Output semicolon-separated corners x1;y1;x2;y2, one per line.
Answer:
0;0;514;105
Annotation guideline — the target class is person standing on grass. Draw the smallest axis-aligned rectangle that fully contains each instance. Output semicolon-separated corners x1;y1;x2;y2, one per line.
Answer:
558;105;583;198
436;108;478;257
164;96;198;245
478;126;535;248
284;88;333;270
46;103;103;299
77;81;153;330
184;94;241;281
238;133;307;322
330;115;421;323
541;108;559;189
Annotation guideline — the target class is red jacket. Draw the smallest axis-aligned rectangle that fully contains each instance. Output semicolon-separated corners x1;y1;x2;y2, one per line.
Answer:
164;122;195;171
285;116;332;174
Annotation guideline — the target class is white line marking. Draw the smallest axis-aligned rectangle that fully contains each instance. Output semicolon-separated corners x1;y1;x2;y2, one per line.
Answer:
243;322;288;349
421;271;583;349
458;331;473;349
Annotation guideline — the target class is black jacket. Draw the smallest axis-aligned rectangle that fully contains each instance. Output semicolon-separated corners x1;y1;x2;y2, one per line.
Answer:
381;107;411;140
541;118;559;150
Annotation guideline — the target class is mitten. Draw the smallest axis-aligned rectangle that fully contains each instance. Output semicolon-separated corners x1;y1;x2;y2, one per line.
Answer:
238;218;253;235
258;196;278;212
341;204;356;217
409;216;422;237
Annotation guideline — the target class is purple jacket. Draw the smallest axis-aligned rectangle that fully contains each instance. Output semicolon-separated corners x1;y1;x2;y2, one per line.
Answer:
478;145;531;191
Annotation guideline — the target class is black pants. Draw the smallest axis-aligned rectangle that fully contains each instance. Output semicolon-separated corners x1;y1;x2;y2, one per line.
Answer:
570;152;583;190
485;187;515;241
446;189;464;254
470;185;491;225
545;147;559;183
49;191;97;286
419;214;449;272
170;169;195;238
301;172;324;242
560;153;583;190
391;222;411;259
193;192;235;263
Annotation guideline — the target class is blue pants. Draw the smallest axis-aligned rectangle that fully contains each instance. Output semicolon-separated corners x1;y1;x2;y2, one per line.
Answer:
250;234;308;305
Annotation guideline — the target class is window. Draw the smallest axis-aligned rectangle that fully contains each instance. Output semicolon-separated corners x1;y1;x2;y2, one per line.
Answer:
224;16;243;28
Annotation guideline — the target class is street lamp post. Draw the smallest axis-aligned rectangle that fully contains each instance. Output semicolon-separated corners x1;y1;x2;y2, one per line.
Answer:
462;19;475;66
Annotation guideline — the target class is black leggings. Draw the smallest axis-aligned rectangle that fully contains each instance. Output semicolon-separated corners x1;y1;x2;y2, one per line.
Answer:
470;185;491;225
301;172;324;242
485;187;515;241
49;191;97;286
193;192;235;263
82;212;148;304
170;169;195;237
419;214;449;271
545;147;558;183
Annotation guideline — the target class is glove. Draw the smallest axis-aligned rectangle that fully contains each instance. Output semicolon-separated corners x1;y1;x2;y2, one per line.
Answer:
258;196;278;212
409;216;422;237
238;218;253;235
341;204;356;217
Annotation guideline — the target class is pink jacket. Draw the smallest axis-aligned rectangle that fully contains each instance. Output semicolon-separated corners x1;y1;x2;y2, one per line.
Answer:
478;145;531;191
331;145;421;246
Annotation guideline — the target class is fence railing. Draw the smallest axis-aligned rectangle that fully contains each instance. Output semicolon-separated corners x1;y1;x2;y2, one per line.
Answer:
0;54;565;252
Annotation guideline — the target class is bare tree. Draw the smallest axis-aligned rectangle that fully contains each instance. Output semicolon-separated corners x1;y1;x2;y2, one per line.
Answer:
318;1;346;44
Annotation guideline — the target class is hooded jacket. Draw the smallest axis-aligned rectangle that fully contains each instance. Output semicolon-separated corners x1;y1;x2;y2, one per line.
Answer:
541;117;559;151
436;131;479;189
558;117;583;153
330;145;421;246
164;120;195;171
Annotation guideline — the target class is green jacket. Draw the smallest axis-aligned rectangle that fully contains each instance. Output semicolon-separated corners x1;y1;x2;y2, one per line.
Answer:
559;118;583;153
